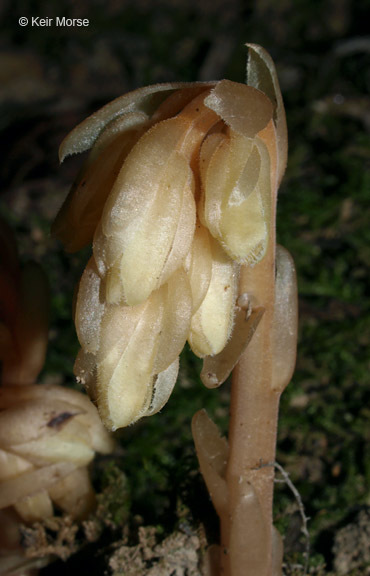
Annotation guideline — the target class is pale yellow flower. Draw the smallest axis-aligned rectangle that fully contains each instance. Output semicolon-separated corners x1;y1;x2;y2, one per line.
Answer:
54;44;287;430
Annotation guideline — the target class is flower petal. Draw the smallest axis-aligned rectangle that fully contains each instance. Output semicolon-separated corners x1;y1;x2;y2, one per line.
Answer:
201;131;272;264
115;149;196;305
75;257;104;355
188;237;238;357
145;358;179;417
246;43;288;185
0;462;76;511
96;290;164;429
0;400;82;446
48;467;95;520
14;491;53;523
10;419;94;467
200;303;264;388
59;83;203;161
0;450;33;481
154;268;192;373
53;121;145;252
184;222;213;313
204;80;273;138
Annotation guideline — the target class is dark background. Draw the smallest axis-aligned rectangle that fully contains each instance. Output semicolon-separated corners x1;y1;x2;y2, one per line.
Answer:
1;0;370;573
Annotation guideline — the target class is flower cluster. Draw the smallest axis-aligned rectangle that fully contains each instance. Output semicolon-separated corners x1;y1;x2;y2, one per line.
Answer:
0;220;114;531
0;384;113;523
53;45;287;430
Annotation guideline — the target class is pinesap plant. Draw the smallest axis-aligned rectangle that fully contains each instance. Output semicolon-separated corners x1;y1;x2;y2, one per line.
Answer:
53;44;298;575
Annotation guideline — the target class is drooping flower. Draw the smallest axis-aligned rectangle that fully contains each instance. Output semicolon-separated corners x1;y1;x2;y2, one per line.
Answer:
53;44;287;430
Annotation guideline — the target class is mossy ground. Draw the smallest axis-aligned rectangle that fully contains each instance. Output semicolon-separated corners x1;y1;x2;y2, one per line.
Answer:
0;0;369;573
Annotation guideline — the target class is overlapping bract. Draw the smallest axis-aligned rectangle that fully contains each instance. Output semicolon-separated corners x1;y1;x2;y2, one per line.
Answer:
54;45;287;430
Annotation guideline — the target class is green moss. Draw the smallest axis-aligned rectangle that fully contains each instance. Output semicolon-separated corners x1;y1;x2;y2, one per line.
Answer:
94;462;131;530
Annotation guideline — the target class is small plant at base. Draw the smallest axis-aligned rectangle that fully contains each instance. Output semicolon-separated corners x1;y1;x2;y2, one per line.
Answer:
0;218;114;575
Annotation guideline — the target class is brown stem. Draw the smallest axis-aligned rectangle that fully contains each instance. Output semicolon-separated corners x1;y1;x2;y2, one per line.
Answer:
220;242;279;576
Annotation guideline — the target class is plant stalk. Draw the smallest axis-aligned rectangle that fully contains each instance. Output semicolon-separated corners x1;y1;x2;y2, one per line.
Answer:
220;240;280;576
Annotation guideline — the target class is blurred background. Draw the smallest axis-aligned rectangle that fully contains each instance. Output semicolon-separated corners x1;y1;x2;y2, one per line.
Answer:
0;0;369;574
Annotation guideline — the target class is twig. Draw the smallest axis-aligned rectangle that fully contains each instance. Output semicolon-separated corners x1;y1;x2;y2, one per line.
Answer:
253;460;310;575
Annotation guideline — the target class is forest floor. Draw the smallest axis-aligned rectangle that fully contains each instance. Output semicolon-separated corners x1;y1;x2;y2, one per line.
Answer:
0;0;369;574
